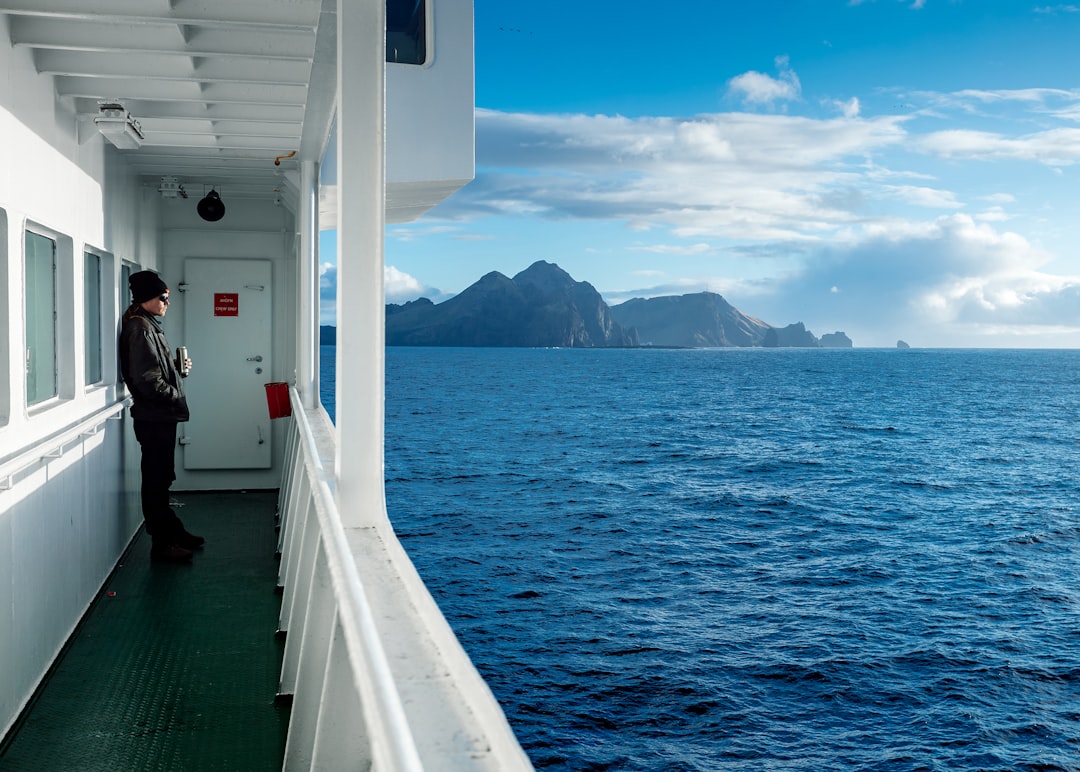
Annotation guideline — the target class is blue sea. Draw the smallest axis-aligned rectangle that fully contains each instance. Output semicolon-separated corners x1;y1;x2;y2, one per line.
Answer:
322;346;1080;771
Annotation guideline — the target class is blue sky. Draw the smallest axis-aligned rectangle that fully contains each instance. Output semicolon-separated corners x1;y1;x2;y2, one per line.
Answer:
325;1;1080;347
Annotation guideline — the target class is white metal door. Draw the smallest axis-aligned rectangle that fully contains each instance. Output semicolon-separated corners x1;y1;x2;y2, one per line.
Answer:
180;258;273;469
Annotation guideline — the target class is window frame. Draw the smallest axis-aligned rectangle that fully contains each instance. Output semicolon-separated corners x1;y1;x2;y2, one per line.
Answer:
0;209;8;426
84;250;103;386
386;0;429;66
83;247;116;388
24;222;75;412
24;228;58;407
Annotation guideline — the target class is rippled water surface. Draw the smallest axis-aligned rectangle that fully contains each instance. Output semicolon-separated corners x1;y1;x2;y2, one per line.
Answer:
333;347;1080;770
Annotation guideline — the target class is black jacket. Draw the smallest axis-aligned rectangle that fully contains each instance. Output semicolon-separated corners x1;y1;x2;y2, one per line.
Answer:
119;308;190;422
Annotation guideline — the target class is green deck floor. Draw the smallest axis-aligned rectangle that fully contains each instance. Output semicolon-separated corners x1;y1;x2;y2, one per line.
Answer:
0;491;290;771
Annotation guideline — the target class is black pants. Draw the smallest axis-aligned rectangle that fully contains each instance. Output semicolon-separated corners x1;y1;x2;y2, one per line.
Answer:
133;419;185;546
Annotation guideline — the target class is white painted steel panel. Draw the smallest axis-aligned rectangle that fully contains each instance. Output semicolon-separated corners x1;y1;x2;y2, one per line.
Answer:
181;258;273;469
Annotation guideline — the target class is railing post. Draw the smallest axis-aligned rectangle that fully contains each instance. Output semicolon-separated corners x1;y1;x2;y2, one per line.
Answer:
283;538;338;770
278;437;306;573
311;611;372;769
277;420;301;557
279;493;318;691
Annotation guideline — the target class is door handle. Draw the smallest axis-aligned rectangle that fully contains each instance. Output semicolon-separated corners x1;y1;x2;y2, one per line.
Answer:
247;355;263;362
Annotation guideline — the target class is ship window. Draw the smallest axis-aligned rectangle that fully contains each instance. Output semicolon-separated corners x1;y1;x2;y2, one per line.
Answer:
25;230;58;405
387;0;426;65
118;262;134;389
85;251;103;385
121;263;131;307
0;209;8;425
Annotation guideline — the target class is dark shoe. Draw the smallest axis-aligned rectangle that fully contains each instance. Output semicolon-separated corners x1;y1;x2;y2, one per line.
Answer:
151;544;194;563
177;530;205;549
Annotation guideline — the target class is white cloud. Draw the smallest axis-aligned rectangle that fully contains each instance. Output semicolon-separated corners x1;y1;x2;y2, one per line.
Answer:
604;276;747;305
629;243;712;255
736;214;1078;344
883;184;962;208
919;127;1080;165
387;223;464;242
975;207;1011;222
896;87;1080;130
467;107;907;242
1034;5;1080;15
384;265;426;303
727;55;802;107
833;97;861;118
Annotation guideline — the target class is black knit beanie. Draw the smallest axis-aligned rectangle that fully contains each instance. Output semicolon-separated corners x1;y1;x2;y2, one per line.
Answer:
129;271;169;304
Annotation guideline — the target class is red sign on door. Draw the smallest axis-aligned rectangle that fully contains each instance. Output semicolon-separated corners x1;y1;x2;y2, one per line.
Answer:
214;292;239;316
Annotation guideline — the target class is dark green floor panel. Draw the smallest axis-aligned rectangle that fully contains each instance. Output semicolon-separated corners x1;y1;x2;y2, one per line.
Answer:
0;491;290;772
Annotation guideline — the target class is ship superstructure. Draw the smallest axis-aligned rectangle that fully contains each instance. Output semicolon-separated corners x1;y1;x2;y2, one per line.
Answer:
0;0;530;767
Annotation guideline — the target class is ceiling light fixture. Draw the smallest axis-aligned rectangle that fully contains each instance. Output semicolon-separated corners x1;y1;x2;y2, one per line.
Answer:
94;102;144;149
158;176;188;199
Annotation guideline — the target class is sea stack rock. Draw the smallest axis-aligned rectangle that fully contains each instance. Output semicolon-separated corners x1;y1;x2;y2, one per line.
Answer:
763;322;819;348
819;331;853;348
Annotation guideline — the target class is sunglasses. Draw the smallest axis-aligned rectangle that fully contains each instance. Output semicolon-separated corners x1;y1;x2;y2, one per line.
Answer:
159;294;170;302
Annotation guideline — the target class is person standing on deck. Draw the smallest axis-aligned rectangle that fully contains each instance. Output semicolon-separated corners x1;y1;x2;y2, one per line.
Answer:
119;270;204;563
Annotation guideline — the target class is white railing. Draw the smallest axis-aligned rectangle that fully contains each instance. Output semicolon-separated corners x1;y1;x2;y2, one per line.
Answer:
0;400;129;491
275;387;532;771
277;390;422;770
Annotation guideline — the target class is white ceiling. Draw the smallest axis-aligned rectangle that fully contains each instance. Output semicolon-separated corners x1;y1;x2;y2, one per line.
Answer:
0;0;337;201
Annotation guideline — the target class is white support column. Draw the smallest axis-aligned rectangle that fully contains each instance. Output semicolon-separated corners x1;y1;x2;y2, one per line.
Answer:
335;0;386;527
297;159;319;410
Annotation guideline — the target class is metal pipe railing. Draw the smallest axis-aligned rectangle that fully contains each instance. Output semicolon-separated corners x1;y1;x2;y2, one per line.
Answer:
279;387;423;770
0;400;129;491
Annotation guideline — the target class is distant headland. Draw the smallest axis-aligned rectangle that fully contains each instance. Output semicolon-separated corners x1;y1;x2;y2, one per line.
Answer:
322;260;856;349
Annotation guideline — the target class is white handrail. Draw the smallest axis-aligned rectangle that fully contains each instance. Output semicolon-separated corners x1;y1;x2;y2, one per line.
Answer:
0;400;129;491
287;387;424;770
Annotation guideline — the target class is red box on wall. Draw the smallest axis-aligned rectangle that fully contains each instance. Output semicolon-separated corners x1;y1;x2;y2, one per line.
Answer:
264;382;292;419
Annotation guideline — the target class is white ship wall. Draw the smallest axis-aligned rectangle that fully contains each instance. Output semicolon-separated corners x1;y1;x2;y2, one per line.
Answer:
159;197;298;492
384;0;475;221
0;16;159;738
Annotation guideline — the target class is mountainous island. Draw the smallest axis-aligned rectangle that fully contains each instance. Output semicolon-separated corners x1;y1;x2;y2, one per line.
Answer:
385;261;637;347
321;260;853;348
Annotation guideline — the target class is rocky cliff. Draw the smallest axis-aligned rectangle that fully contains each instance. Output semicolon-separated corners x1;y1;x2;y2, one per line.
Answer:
385;261;638;347
609;292;772;347
763;322;821;348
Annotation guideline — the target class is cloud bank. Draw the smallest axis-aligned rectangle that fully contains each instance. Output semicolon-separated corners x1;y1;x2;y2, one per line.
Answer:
415;82;1080;346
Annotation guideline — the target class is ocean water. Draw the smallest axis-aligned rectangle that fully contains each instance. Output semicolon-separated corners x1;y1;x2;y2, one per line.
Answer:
323;346;1080;771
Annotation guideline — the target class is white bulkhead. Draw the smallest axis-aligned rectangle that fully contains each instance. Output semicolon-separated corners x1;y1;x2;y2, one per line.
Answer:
0;3;531;768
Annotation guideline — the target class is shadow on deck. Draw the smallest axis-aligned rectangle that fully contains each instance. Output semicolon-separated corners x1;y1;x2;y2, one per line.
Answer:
0;490;289;771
